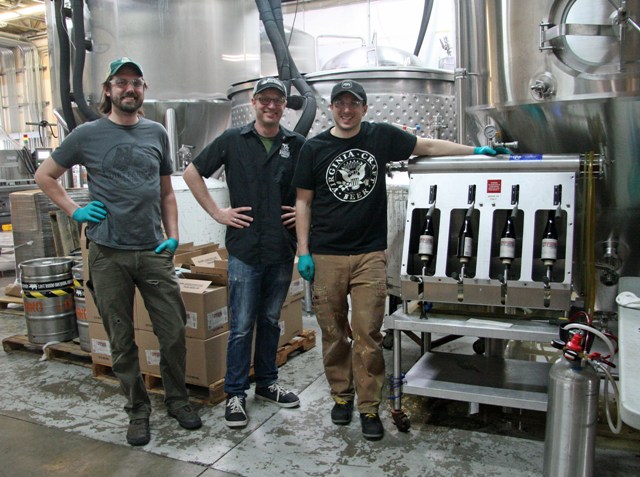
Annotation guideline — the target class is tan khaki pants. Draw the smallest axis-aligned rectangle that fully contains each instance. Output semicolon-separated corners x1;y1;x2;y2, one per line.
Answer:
312;251;387;414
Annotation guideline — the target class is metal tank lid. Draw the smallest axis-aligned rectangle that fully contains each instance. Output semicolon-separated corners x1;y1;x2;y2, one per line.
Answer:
321;45;423;70
226;66;454;99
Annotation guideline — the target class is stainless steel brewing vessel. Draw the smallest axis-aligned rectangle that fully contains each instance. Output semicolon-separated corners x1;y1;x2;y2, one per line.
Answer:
456;0;640;313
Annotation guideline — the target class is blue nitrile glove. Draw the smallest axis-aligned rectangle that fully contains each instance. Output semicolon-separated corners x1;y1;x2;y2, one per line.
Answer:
298;254;315;282
473;146;499;156
155;238;179;255
71;201;107;223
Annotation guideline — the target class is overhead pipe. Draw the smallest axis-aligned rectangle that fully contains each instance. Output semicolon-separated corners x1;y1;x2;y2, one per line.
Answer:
70;0;100;122
256;0;317;137
0;48;20;131
413;0;435;56
54;0;76;131
0;37;43;130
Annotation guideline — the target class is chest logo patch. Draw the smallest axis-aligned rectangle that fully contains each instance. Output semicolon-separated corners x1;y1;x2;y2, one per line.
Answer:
326;148;378;202
280;143;290;159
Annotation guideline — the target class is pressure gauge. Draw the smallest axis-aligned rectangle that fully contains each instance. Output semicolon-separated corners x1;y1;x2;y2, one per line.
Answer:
484;124;498;141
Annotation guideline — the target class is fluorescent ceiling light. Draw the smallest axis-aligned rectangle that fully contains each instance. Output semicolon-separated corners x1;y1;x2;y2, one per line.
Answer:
0;4;46;22
18;5;46;16
0;12;19;22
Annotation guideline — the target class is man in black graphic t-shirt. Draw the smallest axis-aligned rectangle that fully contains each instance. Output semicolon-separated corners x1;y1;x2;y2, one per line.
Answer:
293;79;506;441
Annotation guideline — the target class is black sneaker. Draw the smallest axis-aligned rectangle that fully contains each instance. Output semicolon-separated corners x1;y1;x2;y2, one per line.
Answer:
225;395;248;428
255;383;300;408
331;398;354;425
360;413;384;441
168;404;202;430
126;418;150;446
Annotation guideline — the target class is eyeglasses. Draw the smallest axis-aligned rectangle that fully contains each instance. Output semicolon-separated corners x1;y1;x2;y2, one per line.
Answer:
110;78;146;89
256;96;286;106
333;99;363;109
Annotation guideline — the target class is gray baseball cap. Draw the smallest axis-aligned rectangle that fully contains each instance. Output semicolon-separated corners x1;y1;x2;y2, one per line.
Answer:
253;77;287;97
331;79;367;104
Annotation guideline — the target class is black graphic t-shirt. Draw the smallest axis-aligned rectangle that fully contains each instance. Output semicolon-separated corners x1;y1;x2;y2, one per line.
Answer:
293;121;416;255
51;117;172;249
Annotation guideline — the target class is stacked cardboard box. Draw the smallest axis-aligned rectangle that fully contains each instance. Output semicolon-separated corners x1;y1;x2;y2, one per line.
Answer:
83;240;304;389
135;276;231;387
11;188;90;273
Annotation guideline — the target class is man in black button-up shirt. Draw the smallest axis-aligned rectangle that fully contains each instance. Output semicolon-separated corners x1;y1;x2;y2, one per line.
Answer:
184;77;306;428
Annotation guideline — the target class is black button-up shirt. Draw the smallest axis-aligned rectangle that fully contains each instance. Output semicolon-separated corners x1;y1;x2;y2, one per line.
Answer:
191;121;306;265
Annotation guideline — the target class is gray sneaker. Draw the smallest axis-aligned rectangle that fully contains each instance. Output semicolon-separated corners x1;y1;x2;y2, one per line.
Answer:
255;383;300;408
126;418;150;446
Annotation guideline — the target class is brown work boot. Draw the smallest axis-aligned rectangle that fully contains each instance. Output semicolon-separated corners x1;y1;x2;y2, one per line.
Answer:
168;405;202;430
126;418;150;446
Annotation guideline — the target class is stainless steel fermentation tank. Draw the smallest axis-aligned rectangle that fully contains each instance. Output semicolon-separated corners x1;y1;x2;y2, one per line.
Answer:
44;0;315;246
45;0;316;160
228;68;458;296
455;0;640;314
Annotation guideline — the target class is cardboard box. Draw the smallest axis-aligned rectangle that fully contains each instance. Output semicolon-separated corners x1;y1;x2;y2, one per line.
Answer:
135;281;229;340
85;288;102;323
179;279;229;339
4;280;22;298
136;329;229;387
88;320;112;366
278;298;303;347
190;249;228;284
133;289;148;330
185;332;229;387
136;329;161;375
173;242;220;268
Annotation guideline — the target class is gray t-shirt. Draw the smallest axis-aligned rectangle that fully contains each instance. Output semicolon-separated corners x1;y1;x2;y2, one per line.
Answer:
52;117;173;250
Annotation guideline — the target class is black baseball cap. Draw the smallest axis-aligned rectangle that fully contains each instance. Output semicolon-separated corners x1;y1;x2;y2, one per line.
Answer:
253;77;287;97
331;79;367;104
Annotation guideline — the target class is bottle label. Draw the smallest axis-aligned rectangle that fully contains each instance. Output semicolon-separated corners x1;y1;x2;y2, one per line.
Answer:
499;237;516;259
419;235;434;255
541;238;558;260
462;237;473;257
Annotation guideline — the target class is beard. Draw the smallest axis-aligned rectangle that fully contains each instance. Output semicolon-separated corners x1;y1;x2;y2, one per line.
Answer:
111;93;143;113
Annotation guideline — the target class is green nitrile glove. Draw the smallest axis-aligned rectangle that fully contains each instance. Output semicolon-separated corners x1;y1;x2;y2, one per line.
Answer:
494;146;512;155
473;146;499;156
72;201;107;223
154;238;179;255
298;254;315;282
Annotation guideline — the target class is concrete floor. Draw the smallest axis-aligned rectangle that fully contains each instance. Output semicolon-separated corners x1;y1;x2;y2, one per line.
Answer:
1;276;639;477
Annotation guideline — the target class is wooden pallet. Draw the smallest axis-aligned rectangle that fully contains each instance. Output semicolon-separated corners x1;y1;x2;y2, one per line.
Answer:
5;329;317;406
208;329;317;405
0;295;23;310
2;334;91;366
91;361;220;406
276;329;316;367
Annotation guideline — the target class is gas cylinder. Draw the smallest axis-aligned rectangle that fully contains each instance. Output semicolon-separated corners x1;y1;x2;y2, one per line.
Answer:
543;355;600;477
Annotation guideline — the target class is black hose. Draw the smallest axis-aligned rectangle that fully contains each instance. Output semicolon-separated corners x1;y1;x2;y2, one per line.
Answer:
71;0;100;122
255;0;316;137
257;0;291;82
413;0;435;56
54;0;77;131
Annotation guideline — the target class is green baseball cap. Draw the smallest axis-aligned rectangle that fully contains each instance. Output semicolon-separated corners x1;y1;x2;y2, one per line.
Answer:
107;57;144;78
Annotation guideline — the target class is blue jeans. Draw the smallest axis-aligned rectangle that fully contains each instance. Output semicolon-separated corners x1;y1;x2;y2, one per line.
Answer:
225;255;293;397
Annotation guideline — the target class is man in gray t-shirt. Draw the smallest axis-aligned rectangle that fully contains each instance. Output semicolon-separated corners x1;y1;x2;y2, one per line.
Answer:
35;57;201;446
